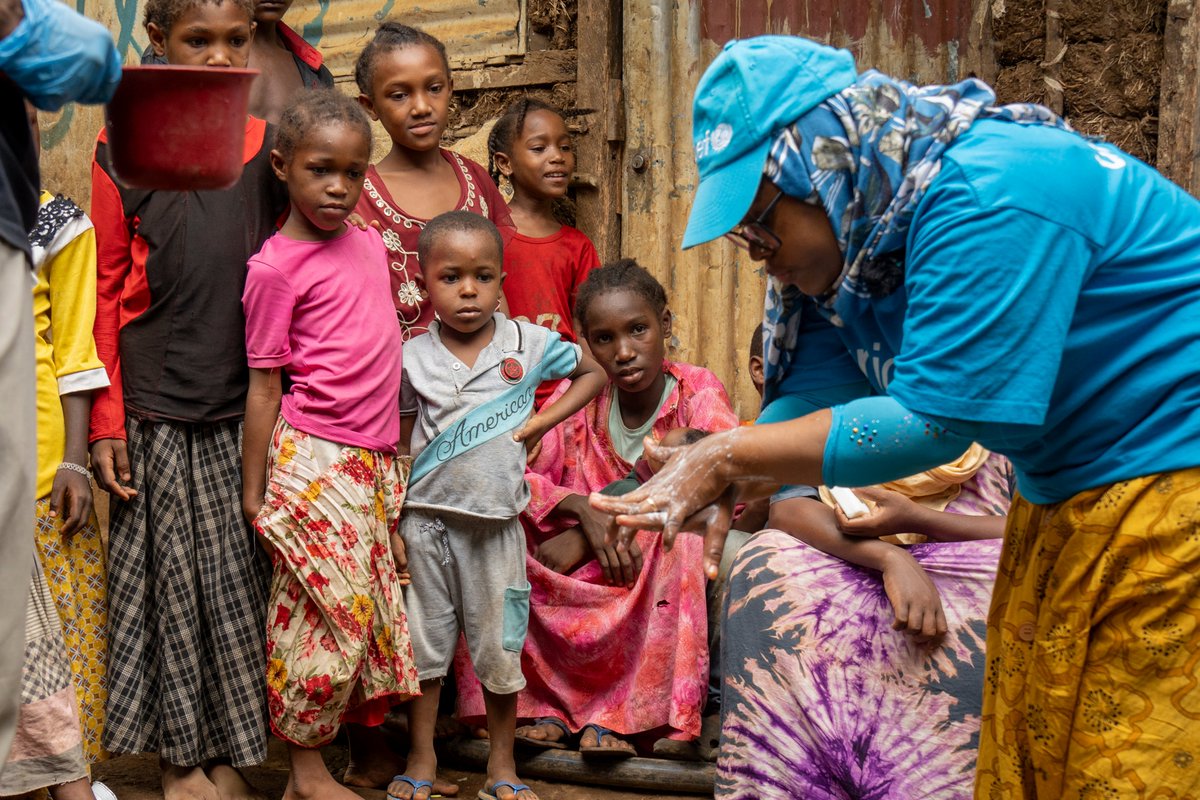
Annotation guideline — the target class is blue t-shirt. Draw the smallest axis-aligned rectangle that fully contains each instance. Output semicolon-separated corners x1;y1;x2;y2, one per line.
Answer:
773;118;1200;504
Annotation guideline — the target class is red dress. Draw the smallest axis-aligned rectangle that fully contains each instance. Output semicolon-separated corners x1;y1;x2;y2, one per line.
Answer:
353;151;515;341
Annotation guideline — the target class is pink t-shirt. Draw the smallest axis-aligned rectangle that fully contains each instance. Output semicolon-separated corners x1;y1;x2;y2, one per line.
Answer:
244;225;402;453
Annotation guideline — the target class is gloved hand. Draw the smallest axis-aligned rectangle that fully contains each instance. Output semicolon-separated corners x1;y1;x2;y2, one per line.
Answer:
0;0;121;111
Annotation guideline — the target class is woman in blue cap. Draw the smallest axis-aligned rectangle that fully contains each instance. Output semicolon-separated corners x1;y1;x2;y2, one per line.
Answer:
593;35;1200;799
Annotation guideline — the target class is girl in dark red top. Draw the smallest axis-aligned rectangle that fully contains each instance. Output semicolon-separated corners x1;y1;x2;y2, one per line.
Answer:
488;98;600;404
352;22;515;342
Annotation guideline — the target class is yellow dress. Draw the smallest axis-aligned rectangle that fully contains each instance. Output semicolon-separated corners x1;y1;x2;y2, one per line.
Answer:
30;190;111;764
977;466;1200;800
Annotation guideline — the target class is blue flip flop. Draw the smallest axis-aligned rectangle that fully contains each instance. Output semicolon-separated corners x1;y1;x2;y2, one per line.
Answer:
577;722;636;759
388;774;441;800
477;781;534;800
514;716;572;750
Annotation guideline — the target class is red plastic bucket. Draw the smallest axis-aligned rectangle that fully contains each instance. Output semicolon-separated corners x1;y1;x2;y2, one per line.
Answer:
104;65;259;191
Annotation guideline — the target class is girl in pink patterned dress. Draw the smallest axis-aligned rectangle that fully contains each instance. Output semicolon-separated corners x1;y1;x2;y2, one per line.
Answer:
241;91;419;800
353;22;515;341
455;259;739;756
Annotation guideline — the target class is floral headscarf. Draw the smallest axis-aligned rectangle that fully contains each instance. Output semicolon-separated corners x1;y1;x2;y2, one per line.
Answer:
760;71;1071;402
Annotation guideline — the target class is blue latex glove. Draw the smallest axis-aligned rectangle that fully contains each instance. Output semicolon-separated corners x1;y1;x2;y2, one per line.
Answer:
0;0;121;110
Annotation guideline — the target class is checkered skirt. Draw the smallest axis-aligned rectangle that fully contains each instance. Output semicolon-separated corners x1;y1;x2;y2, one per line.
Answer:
104;417;269;767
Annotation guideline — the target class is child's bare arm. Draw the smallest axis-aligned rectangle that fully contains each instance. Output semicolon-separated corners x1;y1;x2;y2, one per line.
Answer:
769;496;947;639
835;486;1007;541
241;368;282;524
398;413;416;457
514;351;606;450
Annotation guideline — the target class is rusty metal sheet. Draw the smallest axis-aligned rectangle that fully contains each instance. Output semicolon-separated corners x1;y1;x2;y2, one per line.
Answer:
701;0;987;84
287;0;525;80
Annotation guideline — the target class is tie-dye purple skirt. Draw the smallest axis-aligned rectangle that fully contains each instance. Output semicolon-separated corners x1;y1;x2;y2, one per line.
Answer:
717;530;1003;800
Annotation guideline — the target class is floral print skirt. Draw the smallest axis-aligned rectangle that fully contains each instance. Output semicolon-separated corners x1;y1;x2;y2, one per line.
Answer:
255;419;419;747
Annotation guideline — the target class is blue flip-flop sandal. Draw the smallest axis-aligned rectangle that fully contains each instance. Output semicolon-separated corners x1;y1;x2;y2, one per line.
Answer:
478;781;534;800
388;774;441;800
577;722;636;759
514;716;572;750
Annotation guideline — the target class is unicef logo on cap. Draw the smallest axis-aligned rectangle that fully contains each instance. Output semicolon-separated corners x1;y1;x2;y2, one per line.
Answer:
695;122;735;162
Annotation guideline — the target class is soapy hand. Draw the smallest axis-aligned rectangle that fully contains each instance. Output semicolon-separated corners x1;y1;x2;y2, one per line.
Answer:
0;0;121;110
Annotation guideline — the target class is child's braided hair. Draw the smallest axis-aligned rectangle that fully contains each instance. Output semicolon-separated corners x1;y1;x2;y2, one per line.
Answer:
574;258;669;336
486;96;561;185
144;0;254;34
354;22;451;96
275;89;373;162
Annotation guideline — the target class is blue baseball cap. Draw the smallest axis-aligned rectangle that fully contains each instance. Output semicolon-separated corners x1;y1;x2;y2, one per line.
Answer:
682;36;857;249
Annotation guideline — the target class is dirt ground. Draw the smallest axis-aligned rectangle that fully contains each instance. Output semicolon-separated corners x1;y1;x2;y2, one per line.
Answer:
91;740;708;800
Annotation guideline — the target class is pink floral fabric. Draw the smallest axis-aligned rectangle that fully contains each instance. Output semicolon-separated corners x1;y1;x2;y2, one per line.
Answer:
456;362;739;738
255;420;419;747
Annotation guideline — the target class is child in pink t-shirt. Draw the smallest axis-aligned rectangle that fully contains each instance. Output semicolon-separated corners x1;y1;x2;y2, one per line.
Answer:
240;90;419;800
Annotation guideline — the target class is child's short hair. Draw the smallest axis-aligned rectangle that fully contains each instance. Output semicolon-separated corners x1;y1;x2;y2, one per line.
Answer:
750;323;764;361
417;211;503;268
487;97;561;184
275;89;373;162
355;22;451;95
144;0;254;33
673;428;710;446
574;258;668;334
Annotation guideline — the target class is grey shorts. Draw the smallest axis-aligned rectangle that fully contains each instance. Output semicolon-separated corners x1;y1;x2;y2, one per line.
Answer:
400;508;529;694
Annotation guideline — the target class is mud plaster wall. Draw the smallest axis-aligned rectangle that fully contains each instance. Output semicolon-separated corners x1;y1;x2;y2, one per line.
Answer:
991;0;1168;164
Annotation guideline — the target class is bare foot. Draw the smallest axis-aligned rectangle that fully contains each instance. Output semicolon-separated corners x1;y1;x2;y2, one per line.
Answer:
205;763;267;800
473;727;490;739
435;714;467;740
344;726;459;797
161;762;220;800
283;771;361;800
344;724;404;789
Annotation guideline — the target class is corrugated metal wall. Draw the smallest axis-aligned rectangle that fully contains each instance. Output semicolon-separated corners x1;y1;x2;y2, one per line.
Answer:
621;0;993;417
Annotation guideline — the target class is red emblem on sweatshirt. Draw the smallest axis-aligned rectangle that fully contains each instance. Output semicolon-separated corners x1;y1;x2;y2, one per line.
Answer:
500;357;524;384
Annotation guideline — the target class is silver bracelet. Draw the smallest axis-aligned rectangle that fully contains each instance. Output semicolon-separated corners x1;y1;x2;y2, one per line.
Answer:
57;462;90;477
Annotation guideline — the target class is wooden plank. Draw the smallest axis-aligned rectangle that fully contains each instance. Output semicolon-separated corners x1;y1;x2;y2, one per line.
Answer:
444;738;715;794
453;49;578;91
1158;0;1200;195
573;0;623;262
1042;0;1065;115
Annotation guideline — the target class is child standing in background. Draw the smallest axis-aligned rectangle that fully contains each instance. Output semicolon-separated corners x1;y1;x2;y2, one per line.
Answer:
141;0;334;123
488;98;600;404
488;98;598;341
89;2;286;798
392;212;604;800
0;105;114;800
353;23;515;341
241;90;419;800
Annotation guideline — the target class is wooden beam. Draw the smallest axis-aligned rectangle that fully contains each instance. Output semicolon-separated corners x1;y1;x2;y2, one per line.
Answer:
453;49;578;91
573;0;623;262
1159;0;1200;195
444;739;715;794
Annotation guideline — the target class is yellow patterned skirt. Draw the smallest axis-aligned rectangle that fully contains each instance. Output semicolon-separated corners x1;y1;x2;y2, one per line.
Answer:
34;498;109;764
977;467;1200;799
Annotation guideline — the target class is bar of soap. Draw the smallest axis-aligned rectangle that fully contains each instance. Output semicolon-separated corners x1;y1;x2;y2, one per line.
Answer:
830;486;870;519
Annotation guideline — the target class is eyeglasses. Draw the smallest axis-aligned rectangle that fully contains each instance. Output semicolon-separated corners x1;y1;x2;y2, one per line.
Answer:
725;189;783;254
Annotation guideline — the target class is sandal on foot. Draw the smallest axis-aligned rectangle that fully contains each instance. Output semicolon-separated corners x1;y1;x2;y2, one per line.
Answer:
514;716;571;751
478;781;533;800
388;774;441;800
577;723;635;760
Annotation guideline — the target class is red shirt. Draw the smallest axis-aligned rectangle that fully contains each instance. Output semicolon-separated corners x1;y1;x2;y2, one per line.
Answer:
353;151;515;341
502;225;600;405
503;225;600;342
